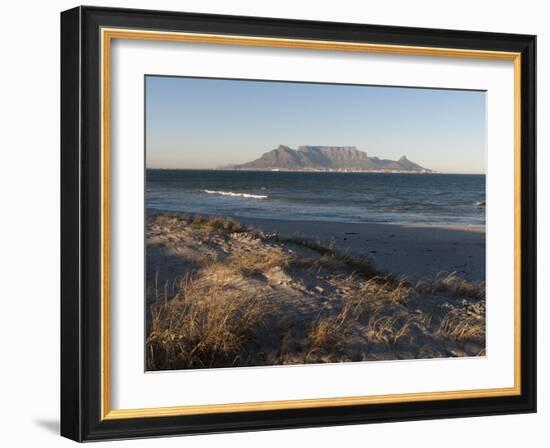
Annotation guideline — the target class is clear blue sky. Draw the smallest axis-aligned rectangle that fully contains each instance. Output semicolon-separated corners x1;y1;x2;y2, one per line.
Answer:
145;76;486;173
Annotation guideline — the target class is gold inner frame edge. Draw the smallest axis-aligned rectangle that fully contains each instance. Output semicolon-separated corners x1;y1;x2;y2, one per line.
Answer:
100;27;522;420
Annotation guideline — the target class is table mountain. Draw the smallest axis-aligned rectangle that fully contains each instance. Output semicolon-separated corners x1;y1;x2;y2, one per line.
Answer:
232;145;431;172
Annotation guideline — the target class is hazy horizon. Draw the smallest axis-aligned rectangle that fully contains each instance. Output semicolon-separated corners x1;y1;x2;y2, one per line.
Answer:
145;166;486;175
146;76;487;174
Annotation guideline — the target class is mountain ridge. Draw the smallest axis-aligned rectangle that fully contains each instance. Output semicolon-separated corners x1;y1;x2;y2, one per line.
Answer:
231;145;432;172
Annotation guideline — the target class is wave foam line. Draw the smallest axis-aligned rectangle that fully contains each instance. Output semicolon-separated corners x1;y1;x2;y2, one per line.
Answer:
203;190;268;199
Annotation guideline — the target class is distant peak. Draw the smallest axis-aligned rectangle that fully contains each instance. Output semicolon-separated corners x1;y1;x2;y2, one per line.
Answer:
399;155;408;161
277;144;293;151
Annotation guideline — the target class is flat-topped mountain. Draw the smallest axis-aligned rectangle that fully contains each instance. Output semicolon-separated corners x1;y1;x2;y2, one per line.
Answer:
232;145;431;172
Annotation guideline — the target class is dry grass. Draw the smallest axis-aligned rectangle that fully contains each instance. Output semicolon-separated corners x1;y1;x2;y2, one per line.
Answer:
416;272;485;300
188;214;248;233
147;277;270;370
146;213;486;370
284;237;377;277
298;273;485;363
227;247;290;277
299;276;417;362
438;303;485;342
304;307;355;362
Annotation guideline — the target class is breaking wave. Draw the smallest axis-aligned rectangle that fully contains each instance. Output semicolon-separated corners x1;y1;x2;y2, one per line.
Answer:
203;190;268;199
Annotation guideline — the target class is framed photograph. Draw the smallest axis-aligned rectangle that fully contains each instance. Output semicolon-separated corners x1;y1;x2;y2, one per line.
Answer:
60;6;536;441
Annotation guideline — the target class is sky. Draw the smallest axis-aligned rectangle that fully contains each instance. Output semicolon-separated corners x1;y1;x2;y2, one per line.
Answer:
145;76;486;174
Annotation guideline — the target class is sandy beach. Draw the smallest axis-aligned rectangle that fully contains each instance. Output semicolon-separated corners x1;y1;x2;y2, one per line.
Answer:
236;216;485;282
146;212;485;371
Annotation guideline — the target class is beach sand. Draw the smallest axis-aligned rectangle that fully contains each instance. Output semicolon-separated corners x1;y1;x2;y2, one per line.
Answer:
145;212;485;370
236;216;485;282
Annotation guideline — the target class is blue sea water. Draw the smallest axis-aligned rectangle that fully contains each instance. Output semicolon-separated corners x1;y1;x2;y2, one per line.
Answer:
146;170;486;227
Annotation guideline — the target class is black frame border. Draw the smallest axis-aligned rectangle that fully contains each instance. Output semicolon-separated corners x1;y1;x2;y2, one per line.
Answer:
61;6;536;442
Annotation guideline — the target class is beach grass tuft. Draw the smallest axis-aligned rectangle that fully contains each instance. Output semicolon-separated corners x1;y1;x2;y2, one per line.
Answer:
147;277;270;370
188;214;248;233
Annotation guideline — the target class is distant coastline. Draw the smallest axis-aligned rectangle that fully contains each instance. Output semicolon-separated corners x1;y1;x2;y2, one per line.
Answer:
147;168;487;175
219;167;435;174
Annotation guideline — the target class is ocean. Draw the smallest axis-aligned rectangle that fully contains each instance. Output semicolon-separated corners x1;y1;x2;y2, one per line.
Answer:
146;170;486;227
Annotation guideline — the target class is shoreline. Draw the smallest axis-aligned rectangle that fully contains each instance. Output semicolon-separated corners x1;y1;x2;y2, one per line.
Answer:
237;216;485;234
237;216;485;282
147;207;485;233
147;209;485;281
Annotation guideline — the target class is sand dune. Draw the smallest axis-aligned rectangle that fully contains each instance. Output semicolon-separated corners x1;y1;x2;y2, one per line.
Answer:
146;213;485;371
